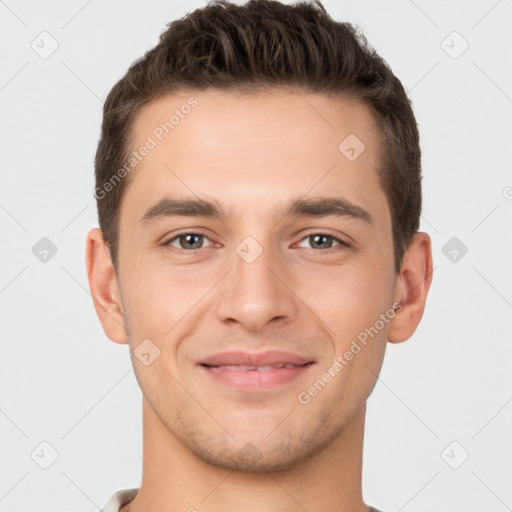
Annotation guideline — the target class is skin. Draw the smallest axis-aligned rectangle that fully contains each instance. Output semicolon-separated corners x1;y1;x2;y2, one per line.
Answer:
86;89;432;512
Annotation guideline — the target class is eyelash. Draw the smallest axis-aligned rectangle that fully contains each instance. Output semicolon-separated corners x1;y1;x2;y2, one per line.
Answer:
162;230;350;255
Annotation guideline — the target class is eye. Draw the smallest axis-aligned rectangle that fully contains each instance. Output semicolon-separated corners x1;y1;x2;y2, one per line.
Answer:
164;232;215;251
296;232;349;253
163;231;350;254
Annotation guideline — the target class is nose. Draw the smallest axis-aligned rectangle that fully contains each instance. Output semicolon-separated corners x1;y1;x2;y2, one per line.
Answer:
216;239;297;332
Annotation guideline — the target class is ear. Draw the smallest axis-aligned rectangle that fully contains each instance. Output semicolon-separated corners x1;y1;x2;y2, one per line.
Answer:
85;228;127;344
388;232;433;344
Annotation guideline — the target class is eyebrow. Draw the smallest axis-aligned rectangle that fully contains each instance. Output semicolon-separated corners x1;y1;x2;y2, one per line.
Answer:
139;195;373;226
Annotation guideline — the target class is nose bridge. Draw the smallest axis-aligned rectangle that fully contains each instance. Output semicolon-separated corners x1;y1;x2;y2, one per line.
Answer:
216;232;296;331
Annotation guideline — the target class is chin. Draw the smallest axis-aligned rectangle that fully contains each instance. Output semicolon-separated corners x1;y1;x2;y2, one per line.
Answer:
190;443;315;473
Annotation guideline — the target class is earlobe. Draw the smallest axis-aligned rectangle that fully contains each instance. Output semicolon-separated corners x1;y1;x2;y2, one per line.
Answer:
85;228;128;344
387;232;433;344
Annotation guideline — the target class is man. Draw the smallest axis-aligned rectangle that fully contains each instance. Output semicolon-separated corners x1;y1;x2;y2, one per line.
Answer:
86;1;433;511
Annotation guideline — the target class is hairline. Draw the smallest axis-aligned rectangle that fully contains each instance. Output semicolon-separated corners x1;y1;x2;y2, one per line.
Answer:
109;86;399;273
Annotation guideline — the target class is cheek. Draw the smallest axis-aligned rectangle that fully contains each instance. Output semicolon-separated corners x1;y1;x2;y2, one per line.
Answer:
119;264;174;337
119;232;394;342
299;263;391;339
120;260;216;342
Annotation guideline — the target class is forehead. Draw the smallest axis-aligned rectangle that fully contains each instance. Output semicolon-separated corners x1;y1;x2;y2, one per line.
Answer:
122;88;388;228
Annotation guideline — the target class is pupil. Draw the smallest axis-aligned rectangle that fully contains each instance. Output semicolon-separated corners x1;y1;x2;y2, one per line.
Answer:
312;234;331;249
182;234;202;249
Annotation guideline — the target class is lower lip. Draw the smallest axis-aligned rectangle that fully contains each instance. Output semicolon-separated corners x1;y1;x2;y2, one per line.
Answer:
199;363;314;390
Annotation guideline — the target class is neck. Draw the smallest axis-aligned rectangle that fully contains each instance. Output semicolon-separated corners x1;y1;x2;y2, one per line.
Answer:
123;399;369;512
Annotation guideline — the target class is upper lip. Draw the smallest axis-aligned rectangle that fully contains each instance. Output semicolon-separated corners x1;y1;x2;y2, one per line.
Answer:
199;351;314;367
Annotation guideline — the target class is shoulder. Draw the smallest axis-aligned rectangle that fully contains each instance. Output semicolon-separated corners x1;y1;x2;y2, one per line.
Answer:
101;488;139;512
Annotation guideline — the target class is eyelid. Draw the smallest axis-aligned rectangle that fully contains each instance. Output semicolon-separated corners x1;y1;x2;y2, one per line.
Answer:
163;230;216;250
295;230;350;250
163;229;350;252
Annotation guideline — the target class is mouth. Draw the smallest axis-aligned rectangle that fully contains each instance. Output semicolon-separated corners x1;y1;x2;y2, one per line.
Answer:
201;362;312;371
197;351;315;390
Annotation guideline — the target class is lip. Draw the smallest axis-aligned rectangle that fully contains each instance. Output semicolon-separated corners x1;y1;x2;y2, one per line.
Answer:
199;350;314;367
198;351;315;391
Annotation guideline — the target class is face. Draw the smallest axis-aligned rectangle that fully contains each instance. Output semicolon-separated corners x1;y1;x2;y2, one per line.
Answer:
110;89;403;471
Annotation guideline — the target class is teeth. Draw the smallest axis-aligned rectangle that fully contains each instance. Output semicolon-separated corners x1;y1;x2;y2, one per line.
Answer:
221;365;259;371
213;363;300;371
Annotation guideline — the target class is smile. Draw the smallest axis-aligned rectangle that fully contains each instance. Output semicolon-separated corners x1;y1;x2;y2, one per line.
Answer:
199;362;315;390
203;363;305;371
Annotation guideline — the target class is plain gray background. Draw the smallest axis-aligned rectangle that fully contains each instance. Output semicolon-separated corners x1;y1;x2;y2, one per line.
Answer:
1;0;511;511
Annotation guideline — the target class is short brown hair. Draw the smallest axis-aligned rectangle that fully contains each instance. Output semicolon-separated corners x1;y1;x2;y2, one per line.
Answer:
94;0;422;274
